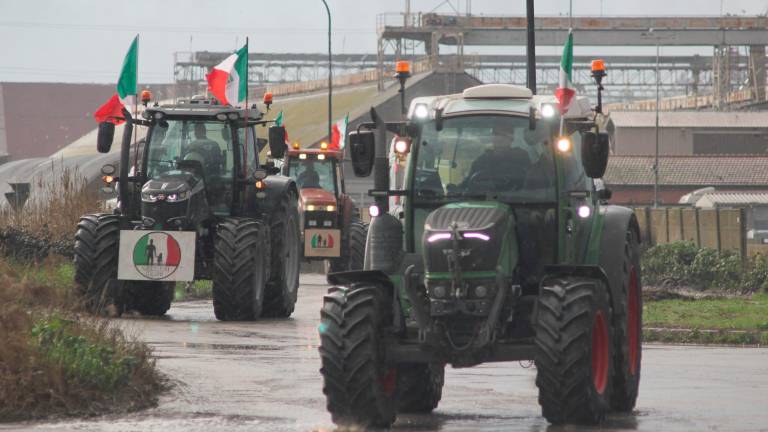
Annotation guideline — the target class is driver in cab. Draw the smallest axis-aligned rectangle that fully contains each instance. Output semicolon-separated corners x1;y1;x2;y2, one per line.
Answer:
185;123;223;175
463;126;531;189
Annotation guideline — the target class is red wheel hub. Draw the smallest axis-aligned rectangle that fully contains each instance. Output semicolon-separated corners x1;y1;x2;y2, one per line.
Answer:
380;368;397;396
591;310;609;394
628;267;640;375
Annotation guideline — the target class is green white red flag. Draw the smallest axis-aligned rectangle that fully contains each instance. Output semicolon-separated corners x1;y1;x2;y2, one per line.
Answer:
206;42;248;106
94;36;138;124
555;30;575;115
329;113;348;150
274;110;290;144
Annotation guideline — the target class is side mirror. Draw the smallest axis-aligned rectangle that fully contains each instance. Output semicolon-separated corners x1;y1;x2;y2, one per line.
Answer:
100;163;117;176
348;130;375;177
97;122;115;153
597;188;612;201
252;168;268;180
581;131;610;178
268;126;287;159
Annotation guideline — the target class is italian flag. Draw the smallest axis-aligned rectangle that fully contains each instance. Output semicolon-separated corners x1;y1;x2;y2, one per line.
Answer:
206;42;248;106
329;113;348;150
93;36;138;124
132;233;181;266
275;110;290;144
555;30;575;115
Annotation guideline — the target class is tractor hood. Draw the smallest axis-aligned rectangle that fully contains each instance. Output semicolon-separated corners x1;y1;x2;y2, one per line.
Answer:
422;202;514;275
299;188;337;209
142;171;201;196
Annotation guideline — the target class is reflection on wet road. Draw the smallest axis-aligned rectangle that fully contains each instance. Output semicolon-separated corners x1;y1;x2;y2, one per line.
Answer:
3;274;768;431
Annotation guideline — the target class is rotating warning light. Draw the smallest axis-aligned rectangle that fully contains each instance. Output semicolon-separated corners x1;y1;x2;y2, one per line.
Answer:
140;90;152;106
320;142;328;150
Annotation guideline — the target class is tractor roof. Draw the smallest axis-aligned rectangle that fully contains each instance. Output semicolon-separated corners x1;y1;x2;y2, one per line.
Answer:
143;97;264;120
286;147;343;160
407;84;593;121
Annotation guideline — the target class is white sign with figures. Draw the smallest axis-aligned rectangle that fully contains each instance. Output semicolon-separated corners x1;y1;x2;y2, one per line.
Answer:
117;231;196;282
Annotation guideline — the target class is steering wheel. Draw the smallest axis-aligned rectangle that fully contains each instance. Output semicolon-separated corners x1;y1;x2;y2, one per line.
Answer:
465;171;521;193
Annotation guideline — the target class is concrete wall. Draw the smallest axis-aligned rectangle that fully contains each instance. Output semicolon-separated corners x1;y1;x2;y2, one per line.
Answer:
614;127;693;155
0;83;177;162
614;126;768;156
635;206;747;256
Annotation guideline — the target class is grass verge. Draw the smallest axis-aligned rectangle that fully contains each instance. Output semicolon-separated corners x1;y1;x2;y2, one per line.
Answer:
644;293;768;346
0;257;164;422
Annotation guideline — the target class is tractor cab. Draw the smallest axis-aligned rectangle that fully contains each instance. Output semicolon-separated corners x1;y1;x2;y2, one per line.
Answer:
282;142;366;272
76;94;302;322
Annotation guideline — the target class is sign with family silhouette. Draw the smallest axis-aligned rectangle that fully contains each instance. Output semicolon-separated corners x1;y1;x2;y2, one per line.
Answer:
118;231;196;281
304;228;341;258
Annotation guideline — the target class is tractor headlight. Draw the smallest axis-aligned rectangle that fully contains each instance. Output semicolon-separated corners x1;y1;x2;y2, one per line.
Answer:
413;103;430;120
431;284;447;299
141;192;158;203
166;190;190;202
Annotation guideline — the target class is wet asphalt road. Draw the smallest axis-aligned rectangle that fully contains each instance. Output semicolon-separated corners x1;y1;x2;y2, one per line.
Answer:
3;273;768;432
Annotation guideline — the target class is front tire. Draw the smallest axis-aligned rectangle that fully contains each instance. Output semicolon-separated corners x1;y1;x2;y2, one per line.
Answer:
395;363;444;413
319;285;396;428
73;214;126;315
212;218;267;321
325;219;368;273
611;229;643;411
126;281;175;316
262;192;301;317
534;277;614;425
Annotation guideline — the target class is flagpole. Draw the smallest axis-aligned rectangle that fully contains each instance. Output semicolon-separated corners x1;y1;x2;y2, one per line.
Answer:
132;34;139;175
243;37;249;177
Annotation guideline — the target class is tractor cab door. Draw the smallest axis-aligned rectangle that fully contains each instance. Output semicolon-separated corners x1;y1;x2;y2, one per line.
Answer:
559;131;595;265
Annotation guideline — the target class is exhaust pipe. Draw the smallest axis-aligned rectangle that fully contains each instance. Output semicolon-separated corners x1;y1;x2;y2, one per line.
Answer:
526;0;537;94
119;108;134;218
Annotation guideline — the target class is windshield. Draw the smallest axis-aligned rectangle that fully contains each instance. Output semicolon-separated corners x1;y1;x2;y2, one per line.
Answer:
412;115;556;203
288;157;336;193
146;119;234;180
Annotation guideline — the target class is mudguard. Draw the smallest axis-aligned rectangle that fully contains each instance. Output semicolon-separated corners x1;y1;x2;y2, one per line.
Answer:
260;175;298;215
597;205;641;314
327;270;395;298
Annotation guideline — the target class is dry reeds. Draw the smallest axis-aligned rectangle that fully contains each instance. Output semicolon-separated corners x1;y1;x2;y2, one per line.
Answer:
0;160;102;242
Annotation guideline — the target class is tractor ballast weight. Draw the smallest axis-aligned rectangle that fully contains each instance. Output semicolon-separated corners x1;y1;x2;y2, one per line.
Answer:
75;97;301;321
320;79;644;427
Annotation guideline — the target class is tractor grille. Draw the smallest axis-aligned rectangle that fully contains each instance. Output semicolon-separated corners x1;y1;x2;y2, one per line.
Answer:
304;211;337;229
425;206;507;231
142;201;188;227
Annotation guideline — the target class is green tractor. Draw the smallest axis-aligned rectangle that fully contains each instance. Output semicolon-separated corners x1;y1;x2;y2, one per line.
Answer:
318;77;642;426
74;95;300;321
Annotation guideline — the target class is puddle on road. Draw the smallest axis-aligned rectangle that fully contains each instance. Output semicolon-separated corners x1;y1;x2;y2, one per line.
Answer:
154;341;283;351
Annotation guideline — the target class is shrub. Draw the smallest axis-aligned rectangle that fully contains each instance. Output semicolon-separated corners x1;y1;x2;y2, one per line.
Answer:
642;242;768;293
0;258;162;421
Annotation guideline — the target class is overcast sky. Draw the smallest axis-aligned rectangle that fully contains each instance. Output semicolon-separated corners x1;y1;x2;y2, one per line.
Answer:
1;0;766;83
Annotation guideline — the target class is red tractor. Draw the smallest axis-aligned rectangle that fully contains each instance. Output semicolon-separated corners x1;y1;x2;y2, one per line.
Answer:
282;143;367;272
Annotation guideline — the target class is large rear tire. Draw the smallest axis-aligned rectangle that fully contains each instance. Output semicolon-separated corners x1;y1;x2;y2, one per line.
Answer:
319;285;396;428
262;192;301;317
325;219;368;273
395;363;444;413
73;214;126;315
212;218;267;321
534;277;614;425
611;229;643;411
126;281;175;316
